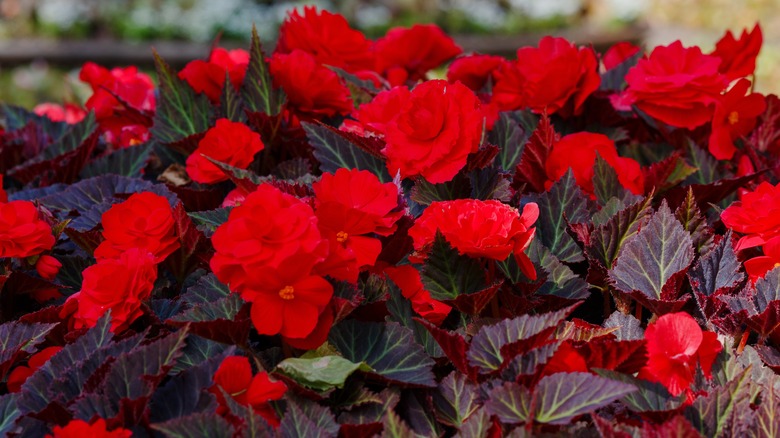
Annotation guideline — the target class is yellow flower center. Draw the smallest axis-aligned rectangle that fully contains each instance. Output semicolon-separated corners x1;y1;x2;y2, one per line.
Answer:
336;231;348;243
728;111;740;125
278;285;295;300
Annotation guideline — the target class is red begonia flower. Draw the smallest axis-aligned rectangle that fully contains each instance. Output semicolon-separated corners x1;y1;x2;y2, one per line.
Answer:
186;118;265;184
638;312;722;396
409;199;538;280
6;346;62;393
179;47;249;103
33;103;87;124
383;80;483;183
447;54;508;92
283;304;335;350
46;419;131;438
625;41;728;130
745;236;780;283
79;62;155;147
385;265;452;325
710;24;763;81
211;355;287;427
276;6;374;73
35;254;62;280
0;200;55;259
94;192;179;262
312;168;402;282
63;248;158;332
545;132;644;196
270;49;354;118
721;181;780;250
602;42;641;71
373;24;461;86
708;79;765;160
245;254;334;339
341;86;411;137
492;36;600;117
211;184;327;296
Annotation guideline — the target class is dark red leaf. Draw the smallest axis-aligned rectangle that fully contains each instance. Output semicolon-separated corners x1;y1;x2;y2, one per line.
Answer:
513;113;558;193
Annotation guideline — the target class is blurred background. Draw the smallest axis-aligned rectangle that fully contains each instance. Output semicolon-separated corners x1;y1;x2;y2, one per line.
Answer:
0;0;776;107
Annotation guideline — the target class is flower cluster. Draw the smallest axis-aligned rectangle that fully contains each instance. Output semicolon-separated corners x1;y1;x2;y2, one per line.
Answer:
4;6;780;436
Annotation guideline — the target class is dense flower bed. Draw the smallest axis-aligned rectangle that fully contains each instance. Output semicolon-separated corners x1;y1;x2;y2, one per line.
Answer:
0;6;778;436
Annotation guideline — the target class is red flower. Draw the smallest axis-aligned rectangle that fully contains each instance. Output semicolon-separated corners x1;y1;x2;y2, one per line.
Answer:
186;119;265;184
64;248;158;332
179;47;250;103
244;254;333;339
638;312;722;396
7;346;62;392
602;42;641;70
721;181;780;250
47;419;131;438
35;255;61;280
384;80;483;183
276;6;374;73
409;199;538;280
745;236;780;283
708;79;765;160
283;304;334;350
33;103;86;124
0;200;55;258
211;184;327;296
385;265;452;325
342;86;411;137
545;132;644;195
79;62;156;147
212;356;287;427
94;192;179;262
312;168;402;283
625;41;727;129
373;24;461;86
221;186;250;208
447;54;507;91
492;36;600;117
711;24;762;81
270;50;354;118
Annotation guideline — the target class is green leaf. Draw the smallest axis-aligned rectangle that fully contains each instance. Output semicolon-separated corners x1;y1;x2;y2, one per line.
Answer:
528;169;593;263
685;140;719;185
152;412;235;438
490;111;533;172
80;142;152;178
151;50;213;144
527;240;589;300
595;369;682;412
386;280;444;358
0;394;20;436
750;377;780;438
188;207;232;237
484;382;533;424
675;187;714;252
329;320;436;387
454;407;494;438
592;153;630;206
585;195;653;269
432;371;480;428
382;410;418;438
38;111;98;161
686;366;752;437
467;305;574;374
169;294;244;323
609;201;695;299
276;356;371;392
280;397;340;438
304;121;391;182
242;25;285;116
688;231;743;297
411;174;472;206
420;233;485;301
0;321;57;365
220;71;246;123
533;372;637;425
